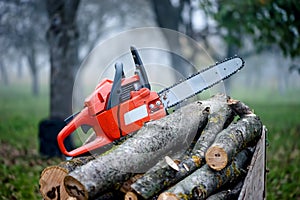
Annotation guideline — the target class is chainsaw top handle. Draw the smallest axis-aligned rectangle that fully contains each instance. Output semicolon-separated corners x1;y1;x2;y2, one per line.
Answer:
130;46;151;90
106;62;124;110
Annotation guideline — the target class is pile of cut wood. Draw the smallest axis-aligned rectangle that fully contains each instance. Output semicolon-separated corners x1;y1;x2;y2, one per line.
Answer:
39;94;266;200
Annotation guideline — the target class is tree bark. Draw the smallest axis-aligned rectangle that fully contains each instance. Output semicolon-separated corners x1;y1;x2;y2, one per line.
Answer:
130;94;234;199
151;0;195;78
227;98;253;117
64;101;210;199
190;95;235;156
158;148;254;200
205;99;262;171
26;47;39;96
46;0;80;119
206;179;244;200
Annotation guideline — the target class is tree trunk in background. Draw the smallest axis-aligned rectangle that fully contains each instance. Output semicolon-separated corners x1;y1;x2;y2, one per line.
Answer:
46;0;80;119
151;0;194;79
26;47;39;96
0;60;8;85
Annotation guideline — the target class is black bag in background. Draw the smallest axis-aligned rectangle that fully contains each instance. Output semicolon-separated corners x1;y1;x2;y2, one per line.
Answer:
38;118;74;157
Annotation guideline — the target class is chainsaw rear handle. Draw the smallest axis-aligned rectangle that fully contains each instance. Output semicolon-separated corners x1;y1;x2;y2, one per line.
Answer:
57;107;113;157
64;111;80;124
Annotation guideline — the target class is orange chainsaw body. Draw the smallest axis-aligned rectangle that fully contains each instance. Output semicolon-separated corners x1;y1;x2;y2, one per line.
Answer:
57;74;166;157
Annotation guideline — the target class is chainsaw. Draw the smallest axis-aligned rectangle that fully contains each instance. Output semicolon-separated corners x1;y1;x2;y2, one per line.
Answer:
57;46;244;157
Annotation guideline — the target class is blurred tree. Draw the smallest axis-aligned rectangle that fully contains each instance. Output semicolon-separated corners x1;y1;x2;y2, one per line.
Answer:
0;0;48;95
200;0;300;58
0;59;8;85
77;0;155;59
151;0;300;92
46;0;80;119
151;0;197;78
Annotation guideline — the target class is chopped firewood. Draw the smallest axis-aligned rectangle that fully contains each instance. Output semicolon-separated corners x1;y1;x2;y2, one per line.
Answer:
64;101;210;199
192;95;235;157
39;95;266;200
205;99;263;171
158;148;254;200
130;94;234;199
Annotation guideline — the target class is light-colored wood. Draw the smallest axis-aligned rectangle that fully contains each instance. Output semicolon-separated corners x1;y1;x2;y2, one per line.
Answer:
39;166;73;200
124;191;138;200
39;155;95;200
158;192;179;200
205;146;227;170
238;126;266;200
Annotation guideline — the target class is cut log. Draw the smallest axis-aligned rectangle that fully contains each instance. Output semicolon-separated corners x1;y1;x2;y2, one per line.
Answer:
64;100;210;199
39;156;95;200
120;174;143;194
205;102;262;171
124;192;139;200
227;98;253;117
191;94;235;157
158;148;254;200
206;179;244;200
130;94;234;199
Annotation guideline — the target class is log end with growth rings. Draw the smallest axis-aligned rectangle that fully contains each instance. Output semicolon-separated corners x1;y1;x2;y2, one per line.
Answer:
158;192;180;200
125;191;139;200
39;166;70;200
64;175;88;200
205;146;228;171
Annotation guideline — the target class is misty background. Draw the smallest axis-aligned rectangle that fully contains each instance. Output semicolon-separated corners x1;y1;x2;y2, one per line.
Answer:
1;0;300;118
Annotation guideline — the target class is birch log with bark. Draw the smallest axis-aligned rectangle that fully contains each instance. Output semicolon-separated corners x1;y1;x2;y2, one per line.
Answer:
158;148;254;200
64;101;210;200
205;100;263;171
39;156;94;200
205;179;244;200
130;94;235;199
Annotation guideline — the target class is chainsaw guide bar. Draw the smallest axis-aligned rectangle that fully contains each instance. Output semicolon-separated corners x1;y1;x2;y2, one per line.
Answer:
158;56;244;109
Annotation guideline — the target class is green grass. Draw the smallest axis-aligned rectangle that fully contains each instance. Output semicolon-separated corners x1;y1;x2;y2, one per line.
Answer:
231;88;300;200
0;84;61;200
252;102;300;199
0;83;299;199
